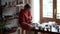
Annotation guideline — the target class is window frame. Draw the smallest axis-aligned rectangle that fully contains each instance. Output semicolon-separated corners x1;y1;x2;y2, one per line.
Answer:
40;0;60;24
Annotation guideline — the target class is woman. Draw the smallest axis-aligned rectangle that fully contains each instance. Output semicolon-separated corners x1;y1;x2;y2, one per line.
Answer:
19;4;32;31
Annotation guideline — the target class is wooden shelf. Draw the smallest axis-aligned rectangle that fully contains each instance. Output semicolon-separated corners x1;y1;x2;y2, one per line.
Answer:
3;16;18;21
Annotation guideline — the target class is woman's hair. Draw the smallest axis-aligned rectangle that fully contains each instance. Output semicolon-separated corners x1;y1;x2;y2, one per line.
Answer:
24;4;31;9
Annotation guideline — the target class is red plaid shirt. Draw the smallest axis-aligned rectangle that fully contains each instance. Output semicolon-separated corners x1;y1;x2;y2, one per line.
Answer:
19;9;32;31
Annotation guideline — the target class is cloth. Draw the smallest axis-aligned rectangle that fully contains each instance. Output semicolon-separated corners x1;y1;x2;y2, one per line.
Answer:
51;26;58;32
19;9;32;31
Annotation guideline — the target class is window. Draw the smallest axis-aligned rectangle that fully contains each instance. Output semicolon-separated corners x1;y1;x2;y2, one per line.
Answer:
57;0;60;19
43;0;53;18
40;0;60;24
40;0;55;23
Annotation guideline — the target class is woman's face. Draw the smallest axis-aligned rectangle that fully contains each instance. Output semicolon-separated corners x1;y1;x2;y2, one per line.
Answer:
25;8;31;11
27;8;31;11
